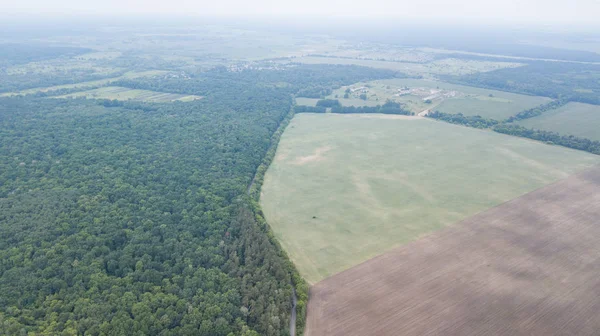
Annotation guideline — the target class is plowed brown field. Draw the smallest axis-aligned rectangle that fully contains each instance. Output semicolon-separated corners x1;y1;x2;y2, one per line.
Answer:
306;167;600;336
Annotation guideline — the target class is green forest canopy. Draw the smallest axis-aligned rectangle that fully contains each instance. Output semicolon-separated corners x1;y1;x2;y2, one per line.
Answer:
0;64;398;335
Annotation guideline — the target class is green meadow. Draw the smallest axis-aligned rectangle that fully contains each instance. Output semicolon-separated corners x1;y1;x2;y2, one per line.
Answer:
260;113;600;283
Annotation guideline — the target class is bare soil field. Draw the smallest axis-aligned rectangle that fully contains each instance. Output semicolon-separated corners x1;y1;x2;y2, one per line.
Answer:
306;166;600;336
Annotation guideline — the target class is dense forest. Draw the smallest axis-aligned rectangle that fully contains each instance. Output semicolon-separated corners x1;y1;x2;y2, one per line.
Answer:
447;61;600;105
113;65;399;99
0;64;397;335
0;96;295;336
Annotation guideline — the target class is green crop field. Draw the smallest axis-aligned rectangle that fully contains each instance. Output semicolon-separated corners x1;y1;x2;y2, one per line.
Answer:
57;86;202;102
517;102;600;141
260;113;600;283
326;78;551;119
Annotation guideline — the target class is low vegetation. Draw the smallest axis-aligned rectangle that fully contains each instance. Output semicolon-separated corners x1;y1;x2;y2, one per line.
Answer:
260;113;599;283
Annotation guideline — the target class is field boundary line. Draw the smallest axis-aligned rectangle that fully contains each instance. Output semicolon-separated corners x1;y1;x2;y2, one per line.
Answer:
310;163;600;286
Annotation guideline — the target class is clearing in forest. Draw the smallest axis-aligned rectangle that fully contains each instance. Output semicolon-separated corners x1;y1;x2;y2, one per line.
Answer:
0;71;168;97
260;113;600;283
306;167;600;336
57;86;202;102
517;102;600;141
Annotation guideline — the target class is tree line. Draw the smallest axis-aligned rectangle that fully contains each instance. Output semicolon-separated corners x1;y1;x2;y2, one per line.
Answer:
427;111;499;129
427;102;600;156
504;99;567;123
296;100;412;115
494;124;600;155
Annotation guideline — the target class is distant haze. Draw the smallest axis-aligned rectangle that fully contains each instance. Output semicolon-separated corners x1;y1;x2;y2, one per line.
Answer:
3;0;600;27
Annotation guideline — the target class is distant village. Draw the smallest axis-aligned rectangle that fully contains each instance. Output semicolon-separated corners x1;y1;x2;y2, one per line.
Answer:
345;84;462;102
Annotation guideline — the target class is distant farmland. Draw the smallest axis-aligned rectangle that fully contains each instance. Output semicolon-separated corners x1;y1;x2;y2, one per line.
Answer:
58;86;202;102
306;167;600;336
517;102;600;141
0;71;168;97
325;78;551;119
289;56;523;76
260;113;600;283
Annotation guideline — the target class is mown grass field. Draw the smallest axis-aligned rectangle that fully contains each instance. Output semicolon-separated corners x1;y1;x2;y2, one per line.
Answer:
517;102;600;141
260;113;600;283
327;78;551;119
0;71;168;97
57;86;202;102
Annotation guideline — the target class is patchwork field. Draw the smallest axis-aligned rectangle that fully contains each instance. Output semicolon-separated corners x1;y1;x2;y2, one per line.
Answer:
0;71;168;97
57;86;202;102
306;167;600;336
327;78;551;119
517;102;600;141
260;113;600;283
289;56;523;77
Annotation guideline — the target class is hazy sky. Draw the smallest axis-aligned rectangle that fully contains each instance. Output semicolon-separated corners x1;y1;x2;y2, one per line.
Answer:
3;0;600;26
